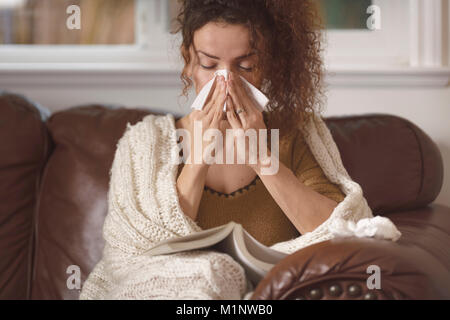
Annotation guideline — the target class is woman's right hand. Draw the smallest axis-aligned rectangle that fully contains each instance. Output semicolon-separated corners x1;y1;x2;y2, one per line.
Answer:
183;75;228;166
176;75;228;222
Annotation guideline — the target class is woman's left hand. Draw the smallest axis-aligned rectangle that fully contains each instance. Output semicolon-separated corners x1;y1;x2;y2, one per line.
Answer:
225;71;270;172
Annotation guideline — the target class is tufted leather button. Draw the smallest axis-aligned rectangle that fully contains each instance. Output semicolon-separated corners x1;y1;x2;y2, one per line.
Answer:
348;284;362;297
329;284;342;297
309;288;323;300
364;291;378;300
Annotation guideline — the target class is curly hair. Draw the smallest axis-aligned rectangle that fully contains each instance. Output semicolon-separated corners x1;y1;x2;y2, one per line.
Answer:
172;0;326;138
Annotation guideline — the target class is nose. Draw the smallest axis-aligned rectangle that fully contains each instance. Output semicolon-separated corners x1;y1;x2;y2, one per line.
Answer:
215;68;231;81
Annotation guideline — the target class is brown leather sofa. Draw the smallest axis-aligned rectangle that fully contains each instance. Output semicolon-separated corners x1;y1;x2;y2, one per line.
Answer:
1;92;449;300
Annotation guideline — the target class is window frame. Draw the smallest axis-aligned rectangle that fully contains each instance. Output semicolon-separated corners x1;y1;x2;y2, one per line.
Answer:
0;0;172;64
323;0;450;87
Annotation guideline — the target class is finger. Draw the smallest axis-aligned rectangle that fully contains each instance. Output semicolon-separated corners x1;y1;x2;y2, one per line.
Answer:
230;72;259;114
233;72;253;100
228;79;241;109
226;97;246;164
226;96;242;129
212;80;227;125
203;76;221;114
227;85;248;128
203;77;220;114
204;89;225;127
203;105;216;126
202;87;221;126
215;76;227;112
226;77;245;114
206;76;226;116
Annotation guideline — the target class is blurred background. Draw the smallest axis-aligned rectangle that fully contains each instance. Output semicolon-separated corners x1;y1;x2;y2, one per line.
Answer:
0;0;371;44
0;0;135;44
0;0;449;206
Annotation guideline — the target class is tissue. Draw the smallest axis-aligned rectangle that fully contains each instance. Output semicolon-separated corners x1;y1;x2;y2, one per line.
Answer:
190;69;269;112
328;216;402;241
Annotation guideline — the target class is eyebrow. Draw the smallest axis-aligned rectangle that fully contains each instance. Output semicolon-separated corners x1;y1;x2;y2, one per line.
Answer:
196;50;256;61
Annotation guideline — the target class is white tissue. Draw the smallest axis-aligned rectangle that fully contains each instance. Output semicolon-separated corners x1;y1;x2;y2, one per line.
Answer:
190;69;269;112
328;216;402;242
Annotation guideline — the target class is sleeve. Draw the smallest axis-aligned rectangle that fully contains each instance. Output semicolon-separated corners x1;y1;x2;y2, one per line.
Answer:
291;131;346;204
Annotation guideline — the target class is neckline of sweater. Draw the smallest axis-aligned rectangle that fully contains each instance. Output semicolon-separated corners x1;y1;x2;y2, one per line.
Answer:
203;175;260;198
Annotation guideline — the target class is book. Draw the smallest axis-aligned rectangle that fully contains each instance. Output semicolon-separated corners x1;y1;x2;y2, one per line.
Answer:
144;221;289;287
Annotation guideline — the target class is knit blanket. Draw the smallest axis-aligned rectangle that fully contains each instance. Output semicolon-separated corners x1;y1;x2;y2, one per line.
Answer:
79;112;401;300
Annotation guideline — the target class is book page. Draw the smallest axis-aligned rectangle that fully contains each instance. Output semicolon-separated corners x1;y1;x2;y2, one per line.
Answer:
241;227;288;264
143;222;236;256
211;224;288;287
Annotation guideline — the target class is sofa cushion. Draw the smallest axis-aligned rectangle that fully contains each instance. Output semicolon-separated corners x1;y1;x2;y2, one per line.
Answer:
31;105;166;299
326;114;443;215
0;93;51;299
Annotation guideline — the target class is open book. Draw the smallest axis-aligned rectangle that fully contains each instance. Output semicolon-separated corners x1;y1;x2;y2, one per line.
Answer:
144;221;289;287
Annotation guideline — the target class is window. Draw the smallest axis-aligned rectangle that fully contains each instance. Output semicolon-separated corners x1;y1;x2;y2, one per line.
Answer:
0;0;135;45
0;0;173;66
319;0;449;87
0;0;448;87
318;0;373;30
322;0;410;68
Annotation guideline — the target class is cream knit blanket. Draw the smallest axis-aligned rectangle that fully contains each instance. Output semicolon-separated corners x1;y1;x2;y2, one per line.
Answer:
79;112;401;300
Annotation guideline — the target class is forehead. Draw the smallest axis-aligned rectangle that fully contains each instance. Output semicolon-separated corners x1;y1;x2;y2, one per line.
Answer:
193;22;252;58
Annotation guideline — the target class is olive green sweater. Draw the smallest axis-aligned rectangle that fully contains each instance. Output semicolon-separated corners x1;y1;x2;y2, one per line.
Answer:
176;129;346;247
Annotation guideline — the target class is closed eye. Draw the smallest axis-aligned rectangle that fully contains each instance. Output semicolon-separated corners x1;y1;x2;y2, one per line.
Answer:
200;65;253;72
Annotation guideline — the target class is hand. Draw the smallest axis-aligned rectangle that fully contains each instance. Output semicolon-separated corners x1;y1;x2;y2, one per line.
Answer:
182;75;228;166
225;71;270;172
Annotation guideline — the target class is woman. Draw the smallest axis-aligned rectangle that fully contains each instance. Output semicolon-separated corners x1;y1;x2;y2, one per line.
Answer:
173;0;345;247
81;0;382;300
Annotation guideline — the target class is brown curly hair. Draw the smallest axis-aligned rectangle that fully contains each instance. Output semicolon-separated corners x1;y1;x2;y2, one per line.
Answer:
171;0;325;138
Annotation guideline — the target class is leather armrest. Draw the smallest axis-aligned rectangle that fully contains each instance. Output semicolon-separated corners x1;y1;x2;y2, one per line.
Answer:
250;205;450;300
